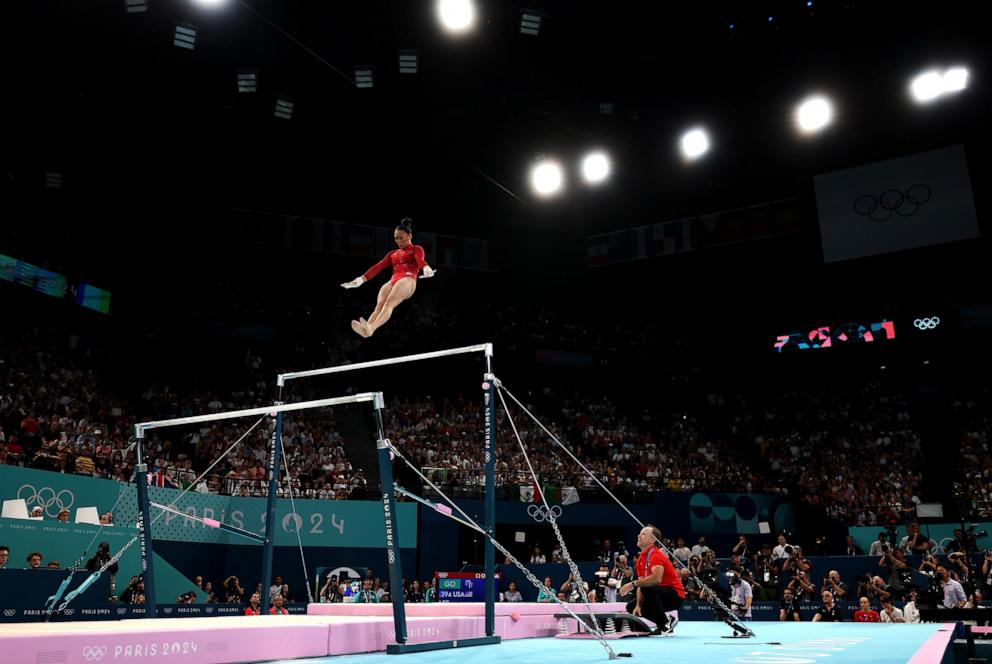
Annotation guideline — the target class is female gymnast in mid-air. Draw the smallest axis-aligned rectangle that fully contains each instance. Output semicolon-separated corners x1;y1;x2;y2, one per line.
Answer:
341;218;435;338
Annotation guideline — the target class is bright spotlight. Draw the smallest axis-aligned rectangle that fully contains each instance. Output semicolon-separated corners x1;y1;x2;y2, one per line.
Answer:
910;70;944;103
942;67;969;92
438;0;475;33
191;0;227;7
581;152;611;184
531;160;563;197
910;66;968;103
795;95;833;134
680;128;710;161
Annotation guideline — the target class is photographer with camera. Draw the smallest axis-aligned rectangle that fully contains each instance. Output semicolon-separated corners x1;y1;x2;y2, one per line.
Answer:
592;563;612;603
727;570;753;621
753;544;781;601
85;542;119;596
731;535;749;560
772;534;792;562
981;549;992;596
820;570;848;600
944;528;966;554
947;552;973;591
612;554;634;603
560;573;590;603
223;575;244;603
786;570;816;601
782;545;811;575
320;574;342;603
868;532;889;557
879;547;912;600
954;525;988;555
119;575;144;604
899;522;933;555
697;550;724;598
678;568;703;601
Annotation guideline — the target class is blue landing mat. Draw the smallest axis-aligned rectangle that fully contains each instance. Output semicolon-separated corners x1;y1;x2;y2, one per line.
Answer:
271;621;953;664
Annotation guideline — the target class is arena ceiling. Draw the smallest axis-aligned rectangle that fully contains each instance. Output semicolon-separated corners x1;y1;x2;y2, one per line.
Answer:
6;1;989;237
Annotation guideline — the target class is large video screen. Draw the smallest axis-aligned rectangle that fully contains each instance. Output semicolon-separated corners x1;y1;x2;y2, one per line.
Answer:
0;254;111;315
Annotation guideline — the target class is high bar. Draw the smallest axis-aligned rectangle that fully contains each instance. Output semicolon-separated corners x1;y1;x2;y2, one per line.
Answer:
278;343;493;386
135;392;379;437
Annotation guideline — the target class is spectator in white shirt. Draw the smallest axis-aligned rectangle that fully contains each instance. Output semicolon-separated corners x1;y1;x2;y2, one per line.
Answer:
902;590;921;623
672;537;691;563
690;537;711;558
879;598;904;623
501;581;523;602
772;534;792;561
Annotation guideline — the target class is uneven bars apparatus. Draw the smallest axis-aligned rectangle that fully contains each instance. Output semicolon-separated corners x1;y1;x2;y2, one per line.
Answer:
133;393;380;618
275;343;499;654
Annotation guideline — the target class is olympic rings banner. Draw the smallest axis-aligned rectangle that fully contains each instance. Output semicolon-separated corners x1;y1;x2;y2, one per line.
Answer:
0;465;417;548
814;144;979;264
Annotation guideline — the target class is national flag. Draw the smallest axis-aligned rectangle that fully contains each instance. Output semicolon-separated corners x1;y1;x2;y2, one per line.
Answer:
663;218;694;253
630;226;652;260
608;230;630;263
519;485;535;502
652;223;666;255
587;234;608;267
718;208;749;244
696;212;721;247
562;486;580;505
748;203;773;238
541;482;561;505
771;200;801;235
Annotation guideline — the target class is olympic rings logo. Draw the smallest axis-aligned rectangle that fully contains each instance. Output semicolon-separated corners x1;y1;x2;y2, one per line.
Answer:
82;646;108;661
914;317;941;330
2;609;15;617
853;184;931;222
527;504;562;522
16;484;75;518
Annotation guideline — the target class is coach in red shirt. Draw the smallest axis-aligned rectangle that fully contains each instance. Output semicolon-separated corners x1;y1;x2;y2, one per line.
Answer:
619;525;685;635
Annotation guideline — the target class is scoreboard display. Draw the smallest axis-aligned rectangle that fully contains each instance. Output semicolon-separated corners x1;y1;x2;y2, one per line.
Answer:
772;313;948;353
434;572;500;602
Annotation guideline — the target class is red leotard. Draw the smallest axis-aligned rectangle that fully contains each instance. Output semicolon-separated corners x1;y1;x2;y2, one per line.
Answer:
636;546;686;599
363;245;427;285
